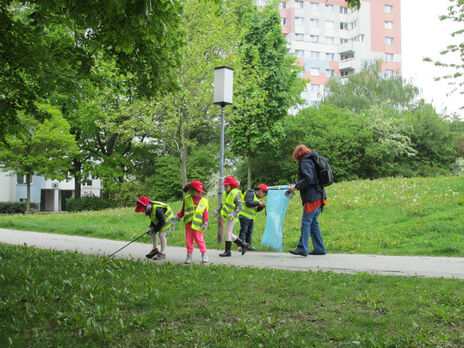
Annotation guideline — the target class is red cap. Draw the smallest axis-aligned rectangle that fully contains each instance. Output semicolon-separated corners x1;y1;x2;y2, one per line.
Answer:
135;196;150;212
255;184;268;192
188;180;205;193
220;176;239;189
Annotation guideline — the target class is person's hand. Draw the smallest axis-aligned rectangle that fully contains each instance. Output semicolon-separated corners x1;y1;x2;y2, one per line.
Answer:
171;215;180;223
201;222;208;231
259;201;266;207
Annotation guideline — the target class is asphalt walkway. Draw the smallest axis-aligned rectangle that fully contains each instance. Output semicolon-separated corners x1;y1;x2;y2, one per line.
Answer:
1;228;463;280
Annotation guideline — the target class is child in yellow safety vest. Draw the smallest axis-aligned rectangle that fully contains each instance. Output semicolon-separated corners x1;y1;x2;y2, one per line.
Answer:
173;180;209;264
135;196;176;260
238;184;268;251
218;176;248;257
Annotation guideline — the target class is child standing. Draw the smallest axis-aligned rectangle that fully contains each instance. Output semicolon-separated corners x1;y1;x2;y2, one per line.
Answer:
174;180;209;264
238;184;268;251
135;196;175;260
218;176;248;257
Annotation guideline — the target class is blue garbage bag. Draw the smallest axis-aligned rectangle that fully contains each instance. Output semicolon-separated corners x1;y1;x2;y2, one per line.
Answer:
261;185;291;251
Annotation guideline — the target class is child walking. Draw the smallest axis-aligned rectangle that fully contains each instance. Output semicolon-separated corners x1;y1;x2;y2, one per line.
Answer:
174;180;209;264
135;196;175;260
238;184;268;251
218;176;248;257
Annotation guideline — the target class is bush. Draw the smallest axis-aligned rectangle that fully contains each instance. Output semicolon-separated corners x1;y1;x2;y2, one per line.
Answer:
0;202;39;214
66;196;118;212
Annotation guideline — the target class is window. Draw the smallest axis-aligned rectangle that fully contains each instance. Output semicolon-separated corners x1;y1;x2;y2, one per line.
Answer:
326;52;335;60
340;53;353;61
326;5;334;12
311;35;319;43
16;174;31;185
256;0;267;6
340;6;348;14
385;69;394;78
341;70;350;77
351;20;358;29
294;49;304;58
325;20;334;29
310;51;320;60
310;18;319;27
325;36;335;44
385;21;393;29
385;53;394;61
340;22;349;30
295;1;304;8
352;34;364;42
310;84;320;92
281;17;287;25
310;68;320;76
85;179;93;186
279;1;286;9
385;37;393;45
295;16;304;25
295;33;304;40
340;38;349;44
310;2;319;11
326;69;334;77
384;5;392;13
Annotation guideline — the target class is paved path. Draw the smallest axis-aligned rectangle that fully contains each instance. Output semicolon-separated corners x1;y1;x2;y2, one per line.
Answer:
1;228;463;280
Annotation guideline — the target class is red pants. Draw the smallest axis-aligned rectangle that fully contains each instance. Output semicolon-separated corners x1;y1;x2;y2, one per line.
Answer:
185;223;207;254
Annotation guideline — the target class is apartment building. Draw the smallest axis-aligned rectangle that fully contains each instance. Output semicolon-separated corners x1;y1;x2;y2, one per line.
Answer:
277;0;401;106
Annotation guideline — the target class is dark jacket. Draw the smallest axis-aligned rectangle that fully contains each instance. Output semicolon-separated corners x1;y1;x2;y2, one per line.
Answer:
244;190;264;211
149;207;167;232
295;152;327;205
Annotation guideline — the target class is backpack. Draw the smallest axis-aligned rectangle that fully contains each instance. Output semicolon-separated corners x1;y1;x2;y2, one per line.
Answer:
311;154;334;187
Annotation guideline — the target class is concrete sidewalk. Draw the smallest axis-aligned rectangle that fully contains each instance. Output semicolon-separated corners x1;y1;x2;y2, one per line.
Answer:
1;228;463;280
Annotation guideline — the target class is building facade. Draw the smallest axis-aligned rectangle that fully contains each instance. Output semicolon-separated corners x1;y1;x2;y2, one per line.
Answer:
277;0;401;106
0;170;102;212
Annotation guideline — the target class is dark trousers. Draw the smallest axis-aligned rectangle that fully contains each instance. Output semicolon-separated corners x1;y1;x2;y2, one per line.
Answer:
239;217;254;244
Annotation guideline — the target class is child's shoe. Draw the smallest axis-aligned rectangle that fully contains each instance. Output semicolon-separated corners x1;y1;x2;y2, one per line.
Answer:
248;244;256;251
201;253;208;264
185;253;193;264
153;253;166;260
146;248;159;258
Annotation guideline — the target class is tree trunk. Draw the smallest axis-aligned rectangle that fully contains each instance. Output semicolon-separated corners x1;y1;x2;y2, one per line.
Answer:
73;160;82;200
247;150;252;190
26;173;31;214
179;141;188;194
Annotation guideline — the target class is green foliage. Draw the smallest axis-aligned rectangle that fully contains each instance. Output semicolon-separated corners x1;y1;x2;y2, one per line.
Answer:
66;196;119;212
0;202;38;214
0;0;184;139
1;243;464;346
324;61;419;112
228;2;305;187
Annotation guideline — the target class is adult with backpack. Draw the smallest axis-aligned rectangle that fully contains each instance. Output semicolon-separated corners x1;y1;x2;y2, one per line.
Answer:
286;144;332;256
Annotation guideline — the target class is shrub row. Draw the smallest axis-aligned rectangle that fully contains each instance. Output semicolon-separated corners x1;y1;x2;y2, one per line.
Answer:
0;202;39;214
66;196;119;212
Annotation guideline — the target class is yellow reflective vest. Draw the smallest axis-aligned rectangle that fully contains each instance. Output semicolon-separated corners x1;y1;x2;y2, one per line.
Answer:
221;188;240;222
239;190;259;219
149;201;175;232
183;194;208;232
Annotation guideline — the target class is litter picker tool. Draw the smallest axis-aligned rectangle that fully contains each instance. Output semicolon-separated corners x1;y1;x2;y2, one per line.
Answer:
108;231;147;258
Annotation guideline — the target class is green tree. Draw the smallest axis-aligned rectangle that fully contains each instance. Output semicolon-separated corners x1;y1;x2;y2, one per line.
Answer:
0;104;78;213
324;61;419;112
228;2;305;189
151;0;241;188
0;0;184;139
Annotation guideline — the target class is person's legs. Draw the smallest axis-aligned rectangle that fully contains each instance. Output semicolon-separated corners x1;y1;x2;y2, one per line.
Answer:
309;208;326;254
185;224;195;255
193;230;207;254
245;220;254;244
293;208;313;255
146;232;159;258
238;218;247;241
225;219;236;241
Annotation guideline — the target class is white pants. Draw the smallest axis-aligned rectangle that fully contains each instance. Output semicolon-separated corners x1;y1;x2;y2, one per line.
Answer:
149;225;173;254
225;218;238;242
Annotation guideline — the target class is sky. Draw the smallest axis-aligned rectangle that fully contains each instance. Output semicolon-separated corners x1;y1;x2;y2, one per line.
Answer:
401;0;463;117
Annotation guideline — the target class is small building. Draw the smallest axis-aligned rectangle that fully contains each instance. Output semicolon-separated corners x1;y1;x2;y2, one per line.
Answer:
0;170;102;212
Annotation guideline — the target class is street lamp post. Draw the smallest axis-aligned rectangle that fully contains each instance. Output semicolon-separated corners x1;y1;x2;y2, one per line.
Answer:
213;66;234;211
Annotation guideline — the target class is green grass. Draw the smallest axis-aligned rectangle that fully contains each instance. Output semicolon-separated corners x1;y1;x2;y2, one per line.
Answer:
0;176;463;256
1;244;463;347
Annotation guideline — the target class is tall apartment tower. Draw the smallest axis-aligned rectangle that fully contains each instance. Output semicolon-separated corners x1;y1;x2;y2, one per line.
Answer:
276;0;401;106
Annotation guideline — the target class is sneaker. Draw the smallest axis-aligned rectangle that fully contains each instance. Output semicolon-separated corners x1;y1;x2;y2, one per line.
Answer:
146;248;159;259
247;244;256;251
153;253;166;260
201;253;208;264
185;253;193;264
